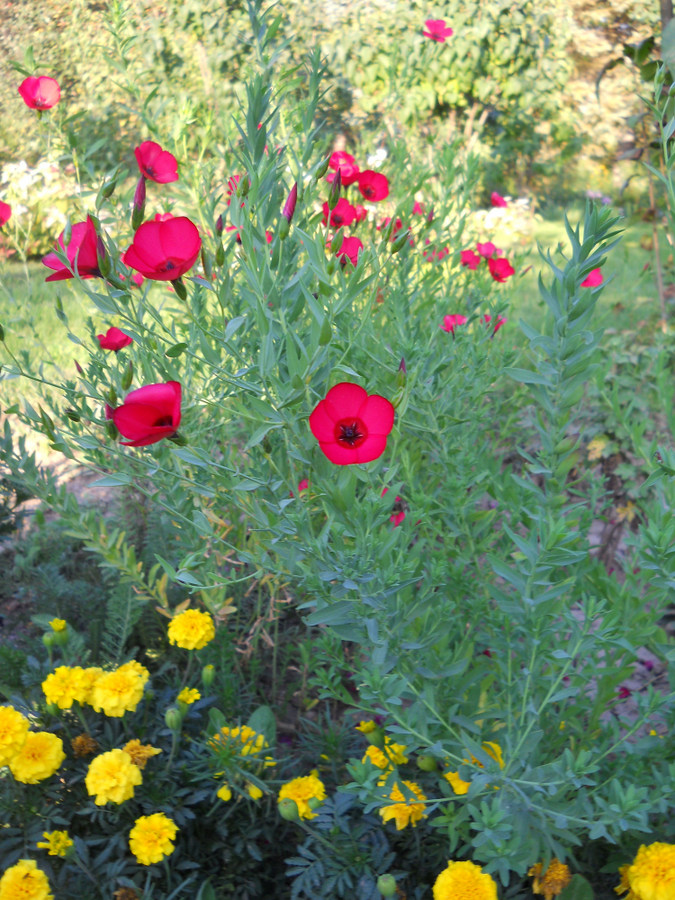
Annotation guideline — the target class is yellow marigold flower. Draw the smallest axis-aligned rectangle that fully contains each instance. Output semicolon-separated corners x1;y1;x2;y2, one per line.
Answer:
587;437;608;461
42;666;91;709
129;813;177;866
36;830;73;858
246;782;264;800
85;749;142;805
620;842;675;900
615;865;633;898
444;742;505;795
355;720;377;733
0;859;53;900
278;774;326;820
168;609;215;650
49;619;67;632
0;706;29;766
217;783;232;802
432;859;498;900
9;733;65;784
117;660;150;686
362;737;408;770
177;687;201;705
211;725;268;757
529;859;572;899
71;733;98;757
123;739;162;770
90;667;146;717
379;780;427;831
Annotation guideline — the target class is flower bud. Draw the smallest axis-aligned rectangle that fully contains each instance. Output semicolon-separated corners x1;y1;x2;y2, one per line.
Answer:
281;182;298;226
107;387;117;407
201;247;213;281
315;156;331;180
307;796;323;811
201;664;215;688
42;633;56;649
52;627;69;647
171;278;187;301
329;227;344;254
237;176;250;198
328;169;342;210
215;213;224;236
416;755;437;772
131;176;146;231
215;242;225;267
377;874;397;897
318;316;332;346
167;431;188;446
121;360;134;391
45;702;59;716
365;727;385;749
165;707;183;731
278;798;300;821
101;171;118;200
391;229;411;254
65;408;81;422
0;324;4;342
279;217;290;240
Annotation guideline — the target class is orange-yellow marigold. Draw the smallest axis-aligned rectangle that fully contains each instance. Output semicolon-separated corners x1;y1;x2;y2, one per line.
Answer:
0;706;29;766
167;609;215;650
9;732;65;784
379;780;427;830
85;749;143;805
0;859;53;900
432;860;498;900
529;858;572;900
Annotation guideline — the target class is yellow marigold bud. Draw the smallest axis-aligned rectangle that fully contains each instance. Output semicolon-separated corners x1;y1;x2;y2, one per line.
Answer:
355;719;377;734
278;773;326;820
201;664;216;687
167;609;215;650
49;619;67;632
9;732;65;784
36;830;74;858
0;859;53;900
85;749;142;805
278;798;300;821
247;782;264;800
129;813;177;866
0;706;29;766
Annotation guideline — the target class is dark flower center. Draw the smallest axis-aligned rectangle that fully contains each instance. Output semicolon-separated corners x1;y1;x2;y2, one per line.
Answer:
362;186;375;199
145;164;155;177
162;260;177;271
336;418;367;448
154;416;174;428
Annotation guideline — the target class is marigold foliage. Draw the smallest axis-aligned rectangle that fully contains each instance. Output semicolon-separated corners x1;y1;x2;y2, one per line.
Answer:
167;609;215;650
36;831;73;858
278;773;326;819
379;780;427;830
129;813;178;865
0;706;29;766
85;749;143;805
432;860;498;900
0;859;53;900
9;732;65;784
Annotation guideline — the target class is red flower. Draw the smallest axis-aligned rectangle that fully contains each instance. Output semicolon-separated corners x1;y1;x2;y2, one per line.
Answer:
322;198;358;228
0;201;11;226
412;201;426;216
484;314;507;333
122;216;201;281
97;327;133;351
328;152;360;186
490;192;507;208
440;314;467;334
423;244;449;262
581;268;603;288
353;204;368;222
298;478;309;493
356;170;389;202
154;212;175;222
381;487;405;527
460;249;480;269
476;241;497;258
310;382;395;465
134;141;178;184
18;76;60;110
377;217;404;239
110;381;182;447
423;19;453;42
335;235;364;267
487;257;515;282
42;216;101;282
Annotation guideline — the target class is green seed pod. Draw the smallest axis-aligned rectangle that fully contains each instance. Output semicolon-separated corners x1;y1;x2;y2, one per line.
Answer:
42;633;56;649
65;408;81;423
318;316;332;346
329;227;344;254
327;170;342;210
121;360;133;391
277;798;300;822
201;664;216;688
314;156;330;180
376;874;397;898
391;229;411;254
165;707;183;731
416;755;438;772
215;242;225;267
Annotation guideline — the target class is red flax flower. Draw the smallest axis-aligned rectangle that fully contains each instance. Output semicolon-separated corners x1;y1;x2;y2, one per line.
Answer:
328;151;360;186
490;192;507;208
423;19;453;42
122;217;201;281
42;216;102;282
309;382;395;465
97;327;133;351
484;314;507;334
322;198;358;228
134;141;178;184
487;257;515;282
335;235;364;267
460;249;480;269
356;170;389;202
109;381;181;447
476;241;497;258
0;202;11;226
581;268;603;288
18;76;61;110
441;314;467;334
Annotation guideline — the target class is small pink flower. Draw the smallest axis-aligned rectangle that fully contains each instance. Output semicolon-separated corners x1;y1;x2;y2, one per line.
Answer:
617;686;631;699
440;314;467;334
490;192;507;208
18;76;60;110
487;257;515;282
0;201;11;226
97;327;133;351
423;19;453;42
460;249;481;269
581;268;603;288
484;314;507;333
476;241;497;258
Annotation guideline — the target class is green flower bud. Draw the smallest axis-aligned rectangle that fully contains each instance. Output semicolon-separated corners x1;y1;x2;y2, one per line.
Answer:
215;242;225;267
278;798;300;821
327;169;342;210
201;664;215;688
121;360;133;391
167;431;188;447
377;874;397;897
45;702;59;716
314;156;330;181
307;796;323;811
416;755;438;772
391;229;411;254
366;727;385;749
318;316;332;346
329;227;344;254
42;633;56;649
165;707;183;731
279;217;290;240
171;278;187;301
65;408;81;423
